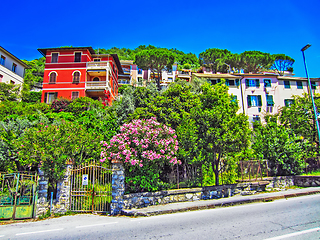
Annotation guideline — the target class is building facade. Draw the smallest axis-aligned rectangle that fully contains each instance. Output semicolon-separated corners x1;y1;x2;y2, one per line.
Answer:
0;46;30;85
38;47;123;105
192;72;320;123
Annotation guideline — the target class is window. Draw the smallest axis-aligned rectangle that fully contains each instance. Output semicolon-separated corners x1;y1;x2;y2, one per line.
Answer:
247;95;262;107
10;80;15;84
0;55;5;66
49;72;57;84
209;79;221;85
0;74;3;82
266;94;274;107
44;92;58;103
93;58;101;62
73;71;80;83
74;52;82;62
12;63;17;73
296;81;303;89
284;99;294;107
71;91;79;100
168;77;173;82
228;80;235;86
51;53;58;63
138;68;143;74
245;79;260;88
311;82;317;90
264;79;271;88
284;80;291;89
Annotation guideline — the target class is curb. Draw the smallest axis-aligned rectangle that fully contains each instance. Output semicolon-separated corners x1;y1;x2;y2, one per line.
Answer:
122;189;320;217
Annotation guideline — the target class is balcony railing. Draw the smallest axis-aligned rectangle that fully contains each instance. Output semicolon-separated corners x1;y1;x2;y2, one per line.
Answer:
118;79;130;84
87;61;110;69
86;81;108;89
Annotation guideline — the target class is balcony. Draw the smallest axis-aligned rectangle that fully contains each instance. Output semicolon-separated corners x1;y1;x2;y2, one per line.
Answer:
118;79;130;85
87;61;110;70
86;81;109;90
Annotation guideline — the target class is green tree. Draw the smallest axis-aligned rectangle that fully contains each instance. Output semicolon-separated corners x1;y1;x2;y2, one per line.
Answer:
279;93;320;154
14;120;102;196
134;48;175;90
239;51;274;73
193;82;251;185
199;48;232;73
0;82;21;101
252;116;309;176
0;118;38;172
271;54;295;76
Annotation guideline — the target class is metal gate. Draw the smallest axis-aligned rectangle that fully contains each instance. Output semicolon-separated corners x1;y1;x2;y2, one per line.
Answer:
70;164;112;213
0;172;38;220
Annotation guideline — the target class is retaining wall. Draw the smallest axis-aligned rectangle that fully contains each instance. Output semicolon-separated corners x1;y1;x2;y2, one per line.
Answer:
123;175;319;210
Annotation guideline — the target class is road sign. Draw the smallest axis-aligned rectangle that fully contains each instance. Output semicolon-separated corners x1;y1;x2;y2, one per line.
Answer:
82;174;88;185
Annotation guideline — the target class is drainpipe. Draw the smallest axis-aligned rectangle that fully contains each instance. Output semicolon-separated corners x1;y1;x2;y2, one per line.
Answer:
240;76;246;114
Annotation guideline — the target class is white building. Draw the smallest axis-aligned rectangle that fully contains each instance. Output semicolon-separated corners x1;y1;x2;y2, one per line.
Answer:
0;46;30;85
192;72;320;123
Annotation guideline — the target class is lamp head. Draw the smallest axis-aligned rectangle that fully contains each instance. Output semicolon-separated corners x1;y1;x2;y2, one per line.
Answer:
301;44;311;52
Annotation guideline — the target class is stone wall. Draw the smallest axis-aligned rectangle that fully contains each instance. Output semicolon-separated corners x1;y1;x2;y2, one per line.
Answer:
294;176;320;187
123;176;319;210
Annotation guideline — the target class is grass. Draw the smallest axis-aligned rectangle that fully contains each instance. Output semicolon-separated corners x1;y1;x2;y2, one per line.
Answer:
301;170;320;176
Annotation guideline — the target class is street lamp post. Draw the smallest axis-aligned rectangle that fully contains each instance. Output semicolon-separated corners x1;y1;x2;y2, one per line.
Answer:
301;44;320;148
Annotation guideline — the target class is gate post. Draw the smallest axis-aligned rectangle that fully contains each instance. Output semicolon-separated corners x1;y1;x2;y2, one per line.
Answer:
111;159;125;215
37;169;49;216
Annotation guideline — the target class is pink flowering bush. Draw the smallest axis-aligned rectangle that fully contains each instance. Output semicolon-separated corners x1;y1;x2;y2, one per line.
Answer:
100;117;180;192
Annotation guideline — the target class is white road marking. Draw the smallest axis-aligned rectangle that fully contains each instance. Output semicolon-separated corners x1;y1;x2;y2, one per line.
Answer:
16;228;64;236
75;222;118;228
264;227;320;240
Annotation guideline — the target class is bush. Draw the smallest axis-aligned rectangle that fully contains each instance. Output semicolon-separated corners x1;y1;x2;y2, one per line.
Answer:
51;97;72;113
100;118;180;192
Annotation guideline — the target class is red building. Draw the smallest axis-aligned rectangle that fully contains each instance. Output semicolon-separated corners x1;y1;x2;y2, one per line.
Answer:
38;47;123;105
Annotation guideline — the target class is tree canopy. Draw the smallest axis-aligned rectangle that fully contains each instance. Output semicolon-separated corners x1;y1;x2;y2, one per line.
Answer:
134;48;175;90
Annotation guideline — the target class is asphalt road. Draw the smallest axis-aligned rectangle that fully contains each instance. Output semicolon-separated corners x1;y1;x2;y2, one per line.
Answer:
1;194;320;240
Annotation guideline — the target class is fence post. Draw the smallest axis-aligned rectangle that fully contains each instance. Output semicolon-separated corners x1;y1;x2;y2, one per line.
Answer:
111;159;125;215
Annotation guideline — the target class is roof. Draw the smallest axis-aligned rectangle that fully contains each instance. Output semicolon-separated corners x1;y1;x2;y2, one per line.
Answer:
192;73;240;79
0;46;31;69
277;76;320;81
38;47;95;56
38;47;123;75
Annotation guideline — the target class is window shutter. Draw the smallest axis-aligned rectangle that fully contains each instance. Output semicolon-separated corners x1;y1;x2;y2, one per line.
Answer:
226;79;229;86
247;96;252;107
235;79;240;86
255;79;260;88
245;79;249;87
258;95;262;106
44;92;48;103
54;92;58;100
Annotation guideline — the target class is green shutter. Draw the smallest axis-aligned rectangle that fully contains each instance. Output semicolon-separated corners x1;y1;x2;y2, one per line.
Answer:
44;92;48;103
258;95;262;106
255;79;260;88
54;92;58;100
266;95;274;106
226;79;229;86
245;79;249;87
247;96;252;107
235;79;240;86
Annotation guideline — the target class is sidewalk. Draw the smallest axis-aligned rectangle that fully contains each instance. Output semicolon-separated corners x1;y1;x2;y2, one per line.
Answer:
122;187;320;217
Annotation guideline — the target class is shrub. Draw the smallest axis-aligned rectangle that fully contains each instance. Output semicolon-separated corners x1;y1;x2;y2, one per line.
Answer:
100;118;180;192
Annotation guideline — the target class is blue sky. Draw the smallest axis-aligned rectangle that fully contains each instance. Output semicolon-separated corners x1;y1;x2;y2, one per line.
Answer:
2;0;319;77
